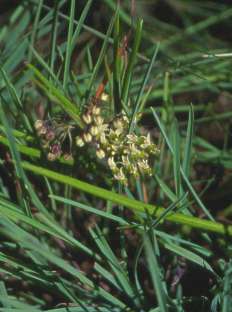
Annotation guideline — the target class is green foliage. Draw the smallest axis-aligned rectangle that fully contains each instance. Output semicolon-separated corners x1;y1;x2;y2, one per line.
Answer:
0;1;232;311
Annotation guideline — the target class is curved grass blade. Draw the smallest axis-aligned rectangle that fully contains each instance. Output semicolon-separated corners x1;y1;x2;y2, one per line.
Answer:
27;63;84;128
151;107;214;221
20;161;232;236
143;233;168;312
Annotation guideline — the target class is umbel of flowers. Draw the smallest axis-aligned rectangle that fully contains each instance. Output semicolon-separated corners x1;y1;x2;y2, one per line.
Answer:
75;99;159;185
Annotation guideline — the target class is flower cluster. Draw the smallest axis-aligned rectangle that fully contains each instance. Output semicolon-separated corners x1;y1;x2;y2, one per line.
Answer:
76;100;159;185
34;119;73;161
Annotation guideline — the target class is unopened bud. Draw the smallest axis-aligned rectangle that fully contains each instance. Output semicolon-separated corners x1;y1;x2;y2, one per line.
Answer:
34;120;44;130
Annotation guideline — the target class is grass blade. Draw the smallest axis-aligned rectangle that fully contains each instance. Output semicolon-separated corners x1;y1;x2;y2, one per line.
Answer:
143;233;168;312
19;160;232;236
151;107;214;221
183;105;194;177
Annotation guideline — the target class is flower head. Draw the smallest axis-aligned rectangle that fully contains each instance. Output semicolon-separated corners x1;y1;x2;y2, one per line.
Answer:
76;136;85;147
96;149;105;159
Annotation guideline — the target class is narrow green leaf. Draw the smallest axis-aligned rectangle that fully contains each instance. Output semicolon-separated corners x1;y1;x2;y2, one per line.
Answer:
183;105;194;177
163;242;214;274
63;0;75;89
27;63;84;128
151;107;214;221
20;161;232;236
28;0;44;61
143;233;168;312
50;195;128;225
129;43;160;132
121;19;143;105
86;12;115;100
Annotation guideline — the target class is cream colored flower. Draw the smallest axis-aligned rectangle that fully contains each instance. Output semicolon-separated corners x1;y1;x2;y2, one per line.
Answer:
140;133;152;149
138;160;152;175
122;155;130;168
130;143;141;158
92;105;100;115
34;120;43;130
108;157;117;171
113;118;124;130
121;112;129;123
83;114;92;124
99;132;107;144
101;92;109;101
94;116;104;126
98;123;108;134
76;136;85;147
126;134;137;144
83;133;92;143
47;152;57;161
96;149;105;159
129;165;139;178
39;127;48;135
90;126;99;136
113;168;127;184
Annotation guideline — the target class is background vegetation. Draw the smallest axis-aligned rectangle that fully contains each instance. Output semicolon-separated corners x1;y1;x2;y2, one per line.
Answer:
0;1;232;311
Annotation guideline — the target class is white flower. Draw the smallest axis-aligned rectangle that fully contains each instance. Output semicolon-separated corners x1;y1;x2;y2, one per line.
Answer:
113;119;124;130
47;152;56;161
121;112;129;124
129;165;139;178
140;133;151;149
108;157;117;170
96;149;105;159
100;132;107;144
122;155;130;168
94;116;104;126
138;160;152;175
83;133;92;143
83;114;92;124
101;92;109;101
114;128;124;137
90;126;99;136
98;123;108;134
113;168;127;185
76;136;85;147
34;120;43;130
126;134;137;144
38;126;47;135
92;105;100;115
130;143;140;158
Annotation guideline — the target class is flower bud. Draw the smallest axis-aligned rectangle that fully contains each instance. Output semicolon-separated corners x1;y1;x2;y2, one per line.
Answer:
46;130;55;141
34;120;44;130
47;152;57;161
63;153;73;161
38;126;47;135
101;93;109;101
51;143;61;157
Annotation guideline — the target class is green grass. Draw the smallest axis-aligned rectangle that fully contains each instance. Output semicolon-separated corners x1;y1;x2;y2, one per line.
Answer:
0;1;232;311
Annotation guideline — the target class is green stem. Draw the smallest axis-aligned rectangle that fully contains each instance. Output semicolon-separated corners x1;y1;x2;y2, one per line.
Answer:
22;161;232;237
1;135;232;236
